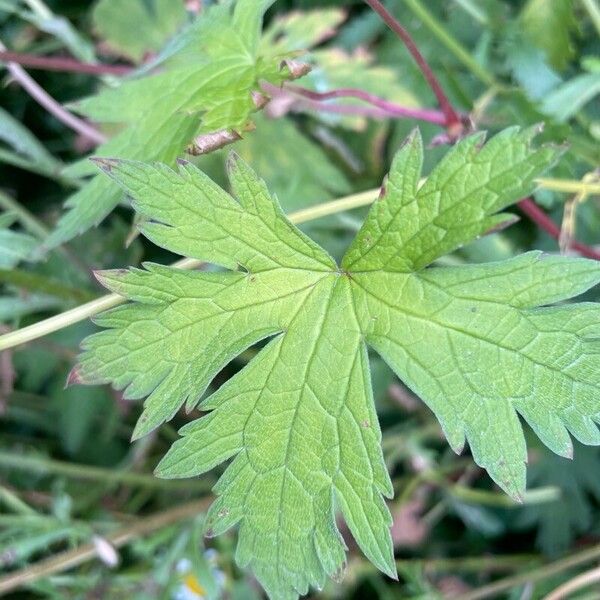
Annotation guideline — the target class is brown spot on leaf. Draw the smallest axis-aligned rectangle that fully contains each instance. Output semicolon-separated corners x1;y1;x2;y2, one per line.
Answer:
90;157;119;173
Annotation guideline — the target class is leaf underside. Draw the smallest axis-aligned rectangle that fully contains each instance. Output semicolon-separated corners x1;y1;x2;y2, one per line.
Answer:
75;127;600;600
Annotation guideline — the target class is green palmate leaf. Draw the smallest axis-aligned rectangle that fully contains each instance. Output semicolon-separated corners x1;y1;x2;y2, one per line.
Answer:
45;0;295;249
74;127;600;599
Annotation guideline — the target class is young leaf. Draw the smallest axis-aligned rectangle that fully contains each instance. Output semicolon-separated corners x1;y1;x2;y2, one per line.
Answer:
74;127;600;599
45;0;297;249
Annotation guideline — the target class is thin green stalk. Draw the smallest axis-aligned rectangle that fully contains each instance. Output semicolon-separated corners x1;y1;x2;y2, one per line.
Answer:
456;542;600;600
396;554;540;574
287;189;377;223
581;0;600;37
445;481;560;507
0;450;209;491
0;191;49;239
545;565;600;600
0;177;591;353
0;484;38;516
536;178;600;195
402;0;497;87
23;0;52;20
0;269;97;303
0;190;379;351
0;292;127;351
0;191;90;275
451;0;489;25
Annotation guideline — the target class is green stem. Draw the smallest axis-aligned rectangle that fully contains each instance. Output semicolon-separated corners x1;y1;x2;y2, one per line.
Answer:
0;191;49;239
581;0;600;37
0;191;91;275
443;480;560;507
451;0;489;25
23;0;53;20
0;269;97;303
287;189;377;223
536;178;600;195
0;190;379;351
0;292;126;351
456;542;600;600
0;176;588;353
0;484;38;516
396;554;540;574
0;450;210;491
402;0;497;87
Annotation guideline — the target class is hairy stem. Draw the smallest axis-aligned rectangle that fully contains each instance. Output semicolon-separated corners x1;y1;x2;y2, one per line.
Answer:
362;0;462;129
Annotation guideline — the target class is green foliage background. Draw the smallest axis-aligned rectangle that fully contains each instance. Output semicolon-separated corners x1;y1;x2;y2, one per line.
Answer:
0;0;599;598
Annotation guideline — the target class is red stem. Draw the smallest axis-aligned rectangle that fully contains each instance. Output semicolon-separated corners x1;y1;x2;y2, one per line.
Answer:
362;0;461;130
518;199;600;260
285;84;448;125
0;51;131;76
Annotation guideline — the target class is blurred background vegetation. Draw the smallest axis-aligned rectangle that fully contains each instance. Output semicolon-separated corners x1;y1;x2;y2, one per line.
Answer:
0;0;599;598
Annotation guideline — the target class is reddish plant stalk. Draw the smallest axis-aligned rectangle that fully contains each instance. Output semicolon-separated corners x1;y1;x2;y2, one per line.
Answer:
1;48;106;145
285;84;448;125
518;198;600;260
0;51;131;76
362;0;462;130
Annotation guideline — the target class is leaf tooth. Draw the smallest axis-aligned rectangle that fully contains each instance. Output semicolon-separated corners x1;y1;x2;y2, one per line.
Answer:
89;156;122;174
65;364;83;388
93;268;130;293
